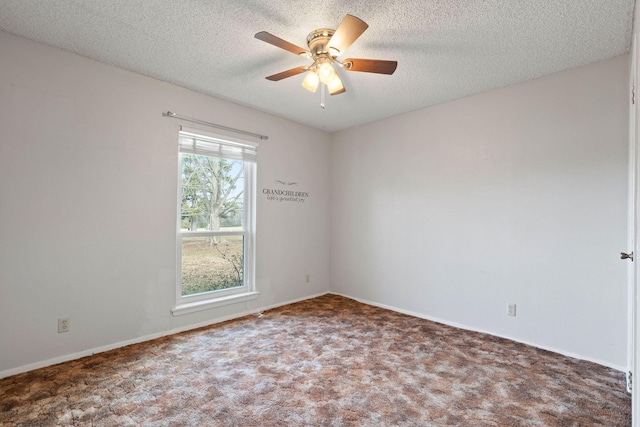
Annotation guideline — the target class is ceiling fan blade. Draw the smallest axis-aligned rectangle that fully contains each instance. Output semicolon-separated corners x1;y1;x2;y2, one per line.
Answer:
255;31;310;57
265;66;308;81
328;14;369;55
342;58;398;75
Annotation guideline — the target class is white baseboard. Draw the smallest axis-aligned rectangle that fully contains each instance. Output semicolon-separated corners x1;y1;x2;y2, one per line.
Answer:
1;290;624;379
0;291;330;380
329;292;626;373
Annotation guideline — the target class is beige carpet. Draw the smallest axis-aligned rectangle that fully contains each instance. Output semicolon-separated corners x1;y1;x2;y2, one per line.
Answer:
0;294;631;426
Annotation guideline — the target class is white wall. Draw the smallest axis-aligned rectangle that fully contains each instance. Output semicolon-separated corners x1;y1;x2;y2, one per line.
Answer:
0;29;631;377
331;55;630;369
0;31;331;377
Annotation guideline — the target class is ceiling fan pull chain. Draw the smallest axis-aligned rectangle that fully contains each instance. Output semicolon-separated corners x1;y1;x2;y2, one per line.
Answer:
320;85;326;109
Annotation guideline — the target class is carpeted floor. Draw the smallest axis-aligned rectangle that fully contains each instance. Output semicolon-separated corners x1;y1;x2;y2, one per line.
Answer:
0;294;632;426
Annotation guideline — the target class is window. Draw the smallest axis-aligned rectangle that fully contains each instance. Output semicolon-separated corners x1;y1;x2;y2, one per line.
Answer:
174;127;258;314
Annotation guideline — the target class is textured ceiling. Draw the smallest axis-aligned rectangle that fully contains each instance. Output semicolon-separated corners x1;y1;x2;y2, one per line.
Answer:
0;0;635;132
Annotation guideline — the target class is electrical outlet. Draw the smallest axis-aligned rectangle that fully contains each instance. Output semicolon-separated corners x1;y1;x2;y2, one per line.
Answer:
507;303;517;317
58;317;70;333
305;274;310;284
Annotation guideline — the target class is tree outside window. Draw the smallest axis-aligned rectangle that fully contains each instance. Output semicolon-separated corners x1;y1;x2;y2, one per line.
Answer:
177;130;256;302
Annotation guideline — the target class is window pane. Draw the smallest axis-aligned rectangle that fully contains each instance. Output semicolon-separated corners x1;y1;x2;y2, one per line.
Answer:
180;153;244;232
181;235;244;296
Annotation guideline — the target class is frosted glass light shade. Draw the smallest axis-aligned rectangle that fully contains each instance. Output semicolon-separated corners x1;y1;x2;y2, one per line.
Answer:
302;71;319;93
327;74;345;95
318;62;335;85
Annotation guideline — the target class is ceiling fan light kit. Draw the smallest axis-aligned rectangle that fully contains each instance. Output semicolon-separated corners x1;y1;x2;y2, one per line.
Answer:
301;71;320;92
255;14;397;104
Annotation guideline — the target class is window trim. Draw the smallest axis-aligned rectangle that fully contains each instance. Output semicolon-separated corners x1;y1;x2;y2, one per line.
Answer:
174;127;257;314
171;291;260;316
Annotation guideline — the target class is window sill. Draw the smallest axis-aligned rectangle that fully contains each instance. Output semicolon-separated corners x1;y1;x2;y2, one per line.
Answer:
172;291;260;316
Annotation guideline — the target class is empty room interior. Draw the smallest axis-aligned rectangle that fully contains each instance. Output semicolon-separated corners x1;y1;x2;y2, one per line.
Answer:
2;0;640;425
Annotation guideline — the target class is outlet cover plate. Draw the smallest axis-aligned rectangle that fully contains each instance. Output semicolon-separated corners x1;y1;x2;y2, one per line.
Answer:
58;317;70;333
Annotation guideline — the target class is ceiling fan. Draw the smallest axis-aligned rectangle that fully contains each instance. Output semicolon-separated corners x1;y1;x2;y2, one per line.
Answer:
255;14;397;97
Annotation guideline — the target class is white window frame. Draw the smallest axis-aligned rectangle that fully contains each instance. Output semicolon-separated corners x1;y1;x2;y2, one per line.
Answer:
172;126;258;316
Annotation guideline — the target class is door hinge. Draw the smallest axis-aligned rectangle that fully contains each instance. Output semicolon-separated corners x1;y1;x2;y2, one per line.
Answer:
633;86;635;105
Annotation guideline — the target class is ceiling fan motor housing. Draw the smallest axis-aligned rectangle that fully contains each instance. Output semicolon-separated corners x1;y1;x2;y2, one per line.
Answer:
306;28;337;58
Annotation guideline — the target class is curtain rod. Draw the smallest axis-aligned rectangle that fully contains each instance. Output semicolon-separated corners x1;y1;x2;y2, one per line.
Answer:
162;111;268;140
